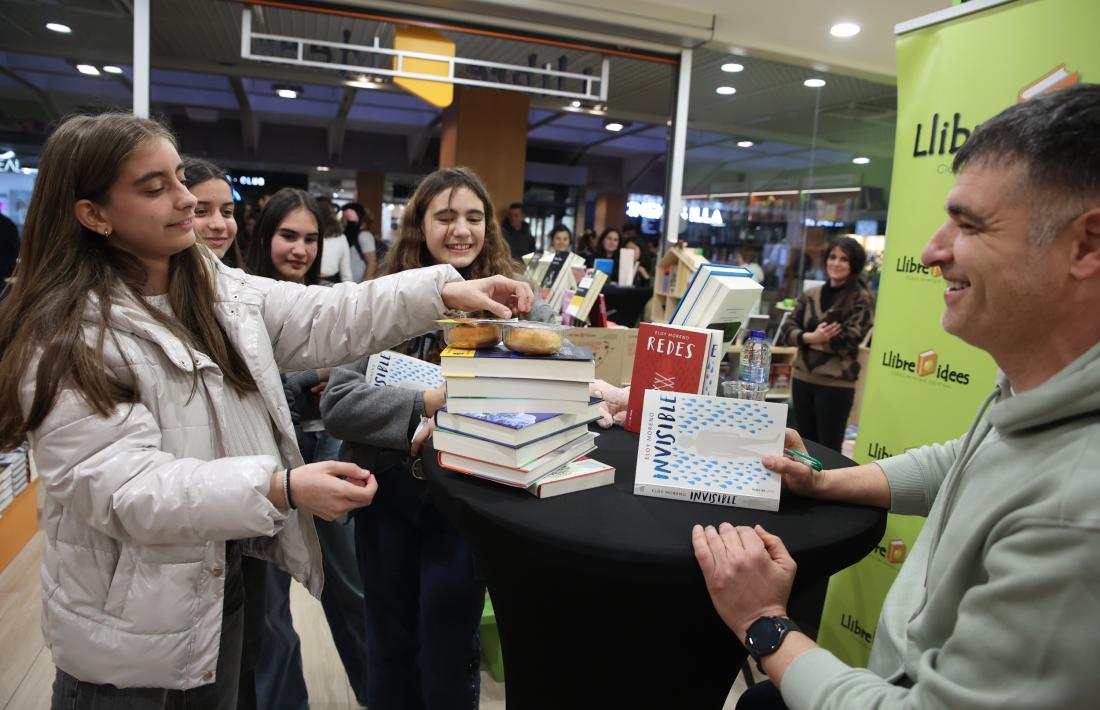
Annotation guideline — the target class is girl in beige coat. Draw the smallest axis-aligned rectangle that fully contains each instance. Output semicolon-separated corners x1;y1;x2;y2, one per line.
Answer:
0;113;532;709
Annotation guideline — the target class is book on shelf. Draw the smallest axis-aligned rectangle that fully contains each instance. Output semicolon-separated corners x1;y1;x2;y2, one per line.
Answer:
365;350;444;390
623;323;723;433
618;247;637;286
440;342;595;382
528;457;615;498
560;289;574;327
522;250;546;286
670;264;763;331
539;252;584;311
444;376;590;402
538;251;569;299
565;269;609;323
770;362;792;392
633;390;786;511
445;395;597;415
434;422;592;468
434;400;602;447
437;431;598;487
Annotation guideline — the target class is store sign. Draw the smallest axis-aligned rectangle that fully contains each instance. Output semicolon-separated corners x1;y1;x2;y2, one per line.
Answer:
233;175;266;187
0;150;21;174
679;205;725;227
626;198;664;221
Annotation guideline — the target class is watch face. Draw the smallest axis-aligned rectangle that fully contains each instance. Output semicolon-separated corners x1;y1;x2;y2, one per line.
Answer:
746;617;784;653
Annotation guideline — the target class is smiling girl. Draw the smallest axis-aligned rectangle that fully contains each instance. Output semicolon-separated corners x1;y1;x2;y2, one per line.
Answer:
0;114;531;709
182;157;243;267
321;167;553;709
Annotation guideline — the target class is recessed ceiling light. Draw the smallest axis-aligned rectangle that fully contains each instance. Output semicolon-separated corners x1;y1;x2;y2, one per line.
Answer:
570;100;582;108
804;78;826;88
76;64;100;76
46;22;71;34
316;166;330;172
721;63;744;73
830;22;861;38
852;157;871;165
716;86;736;96
604;121;625;132
737;140;754;148
102;65;123;74
276;88;298;99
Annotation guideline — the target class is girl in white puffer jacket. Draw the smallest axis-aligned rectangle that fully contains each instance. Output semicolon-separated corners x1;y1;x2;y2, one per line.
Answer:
0;113;532;709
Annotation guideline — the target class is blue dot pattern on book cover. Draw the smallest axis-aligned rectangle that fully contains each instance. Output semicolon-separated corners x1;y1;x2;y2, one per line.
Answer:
388;357;445;389
667;396;780;493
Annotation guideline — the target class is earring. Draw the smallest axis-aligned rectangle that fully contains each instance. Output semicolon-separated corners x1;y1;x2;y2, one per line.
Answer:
103;228;111;238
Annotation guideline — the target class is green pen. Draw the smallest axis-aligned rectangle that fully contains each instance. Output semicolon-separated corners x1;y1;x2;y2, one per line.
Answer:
783;448;823;471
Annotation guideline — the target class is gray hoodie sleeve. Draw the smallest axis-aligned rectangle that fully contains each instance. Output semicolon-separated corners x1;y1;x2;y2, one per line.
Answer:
320;357;424;452
876;438;962;516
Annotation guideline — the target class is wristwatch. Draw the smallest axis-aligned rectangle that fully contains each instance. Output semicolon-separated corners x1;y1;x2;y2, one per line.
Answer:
744;616;800;672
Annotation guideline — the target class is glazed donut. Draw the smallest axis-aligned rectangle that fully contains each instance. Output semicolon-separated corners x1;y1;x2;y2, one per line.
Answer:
449;324;500;349
504;327;563;355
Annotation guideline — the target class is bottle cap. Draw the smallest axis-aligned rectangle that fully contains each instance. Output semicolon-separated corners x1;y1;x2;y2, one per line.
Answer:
750;330;767;339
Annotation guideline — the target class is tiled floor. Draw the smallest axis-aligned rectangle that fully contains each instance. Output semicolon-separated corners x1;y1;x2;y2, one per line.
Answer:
0;533;748;709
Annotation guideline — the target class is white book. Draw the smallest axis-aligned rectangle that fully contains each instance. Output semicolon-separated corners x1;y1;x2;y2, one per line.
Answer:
672;264;762;329
445;376;590;402
528;457;615;498
633;390;786;511
365;351;444;390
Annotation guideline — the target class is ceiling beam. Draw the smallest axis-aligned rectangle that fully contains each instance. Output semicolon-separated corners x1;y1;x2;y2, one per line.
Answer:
0;68;59;121
229;76;260;155
528;111;565;130
569;123;652;164
328;87;358;161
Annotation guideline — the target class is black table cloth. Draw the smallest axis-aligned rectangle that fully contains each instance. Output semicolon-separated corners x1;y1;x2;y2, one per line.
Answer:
601;283;652;328
426;426;885;709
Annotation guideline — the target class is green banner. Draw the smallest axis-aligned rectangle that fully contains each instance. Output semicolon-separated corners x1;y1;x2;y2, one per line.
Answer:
818;0;1099;666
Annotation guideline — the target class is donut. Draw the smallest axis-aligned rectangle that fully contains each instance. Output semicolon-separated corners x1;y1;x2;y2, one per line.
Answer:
448;324;500;349
504;326;563;355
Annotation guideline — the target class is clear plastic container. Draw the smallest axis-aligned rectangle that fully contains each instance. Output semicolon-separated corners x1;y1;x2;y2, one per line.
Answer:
500;321;569;356
738;330;771;401
437;319;512;349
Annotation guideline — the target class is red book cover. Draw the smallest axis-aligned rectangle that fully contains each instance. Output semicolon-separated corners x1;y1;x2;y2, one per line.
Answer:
623;323;711;433
590;294;608;327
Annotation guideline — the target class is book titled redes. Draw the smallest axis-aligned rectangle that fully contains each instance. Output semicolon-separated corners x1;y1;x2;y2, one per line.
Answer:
623;323;723;433
633;390;786;511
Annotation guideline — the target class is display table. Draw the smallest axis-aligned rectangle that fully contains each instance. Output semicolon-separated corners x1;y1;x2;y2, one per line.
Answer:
425;429;884;709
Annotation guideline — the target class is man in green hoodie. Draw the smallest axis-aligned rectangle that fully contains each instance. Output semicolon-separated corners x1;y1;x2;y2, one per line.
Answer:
693;83;1100;709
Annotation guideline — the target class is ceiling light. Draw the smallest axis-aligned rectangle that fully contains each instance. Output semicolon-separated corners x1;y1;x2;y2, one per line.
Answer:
737;140;754;148
604;120;625;132
721;62;744;73
276;88;298;99
570;100;582;108
317;166;330;172
76;64;100;76
830;22;861;38
804;78;826;88
102;65;123;74
46;22;71;34
852;157;871;165
715;86;736;96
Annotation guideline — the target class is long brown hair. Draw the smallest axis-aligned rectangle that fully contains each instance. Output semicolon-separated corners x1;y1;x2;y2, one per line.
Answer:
0;113;256;449
379;167;518;280
249;188;326;285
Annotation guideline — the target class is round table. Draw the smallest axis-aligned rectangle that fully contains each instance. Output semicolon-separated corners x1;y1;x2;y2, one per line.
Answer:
426;427;884;709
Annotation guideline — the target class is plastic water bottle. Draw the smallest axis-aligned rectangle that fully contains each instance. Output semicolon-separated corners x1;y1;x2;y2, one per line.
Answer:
738;330;771;401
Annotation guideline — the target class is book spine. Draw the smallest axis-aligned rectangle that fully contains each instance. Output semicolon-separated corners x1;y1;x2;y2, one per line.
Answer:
632;482;779;511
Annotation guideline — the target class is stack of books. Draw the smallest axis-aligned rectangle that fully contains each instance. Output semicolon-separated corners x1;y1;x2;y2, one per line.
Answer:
0;448;28;512
670;263;763;334
435;341;614;496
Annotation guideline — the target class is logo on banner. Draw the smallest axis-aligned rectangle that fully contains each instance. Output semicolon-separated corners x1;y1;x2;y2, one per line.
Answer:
875;539;909;565
1019;64;1080;102
840;613;874;645
894;255;941;281
912;112;976;159
880;349;972;386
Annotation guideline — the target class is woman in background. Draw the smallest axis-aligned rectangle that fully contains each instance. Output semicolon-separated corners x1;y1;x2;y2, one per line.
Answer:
322;167;553;710
777;236;874;452
182;157;244;268
249;188;371;710
550;223;573;252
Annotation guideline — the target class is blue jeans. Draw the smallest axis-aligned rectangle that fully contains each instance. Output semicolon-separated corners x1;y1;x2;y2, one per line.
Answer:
355;465;483;710
254;430;370;709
